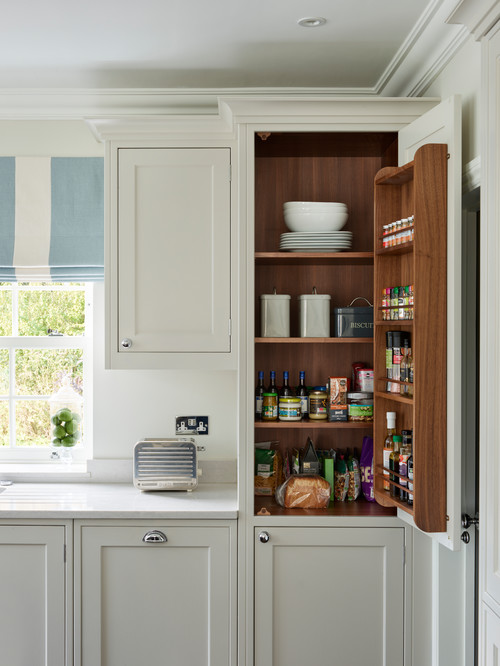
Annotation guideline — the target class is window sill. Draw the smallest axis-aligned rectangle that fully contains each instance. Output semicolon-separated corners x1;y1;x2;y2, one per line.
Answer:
0;462;91;482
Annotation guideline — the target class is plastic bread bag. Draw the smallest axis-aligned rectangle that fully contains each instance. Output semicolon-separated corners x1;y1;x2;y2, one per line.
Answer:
275;474;331;509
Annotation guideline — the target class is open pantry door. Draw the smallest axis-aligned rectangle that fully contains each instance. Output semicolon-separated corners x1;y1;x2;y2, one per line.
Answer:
398;95;462;551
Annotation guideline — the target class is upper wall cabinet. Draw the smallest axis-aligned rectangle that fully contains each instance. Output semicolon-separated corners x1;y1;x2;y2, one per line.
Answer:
87;115;239;370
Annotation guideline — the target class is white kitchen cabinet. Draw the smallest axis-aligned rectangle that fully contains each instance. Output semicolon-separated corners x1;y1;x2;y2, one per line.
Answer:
105;144;234;369
0;523;69;666
254;526;404;666
75;520;236;666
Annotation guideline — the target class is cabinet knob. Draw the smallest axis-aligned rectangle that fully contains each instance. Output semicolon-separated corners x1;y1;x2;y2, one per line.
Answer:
121;338;132;349
259;531;270;544
461;531;471;545
143;530;167;543
461;513;479;529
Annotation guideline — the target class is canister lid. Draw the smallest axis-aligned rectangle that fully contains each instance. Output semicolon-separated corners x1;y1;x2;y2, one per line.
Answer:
298;294;331;300
260;294;291;300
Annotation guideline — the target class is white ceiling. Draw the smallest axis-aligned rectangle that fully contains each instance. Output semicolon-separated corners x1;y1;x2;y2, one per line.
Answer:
0;0;443;90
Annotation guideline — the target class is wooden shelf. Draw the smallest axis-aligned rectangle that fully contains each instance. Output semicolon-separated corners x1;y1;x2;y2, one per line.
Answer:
374;160;414;185
255;251;373;265
374;390;413;405
254;495;397;518
375;319;413;327
375;242;413;256
255;420;373;429
255;337;373;344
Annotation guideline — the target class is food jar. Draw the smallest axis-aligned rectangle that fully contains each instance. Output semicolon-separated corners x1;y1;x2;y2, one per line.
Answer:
299;288;331;337
347;392;374;422
260;289;291;337
278;397;302;421
308;387;328;420
262;392;278;421
49;376;83;461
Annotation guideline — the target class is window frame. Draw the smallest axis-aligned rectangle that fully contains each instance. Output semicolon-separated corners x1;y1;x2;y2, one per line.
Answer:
0;282;93;462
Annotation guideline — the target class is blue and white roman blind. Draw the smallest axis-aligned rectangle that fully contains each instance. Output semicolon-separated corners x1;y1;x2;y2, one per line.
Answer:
0;156;104;281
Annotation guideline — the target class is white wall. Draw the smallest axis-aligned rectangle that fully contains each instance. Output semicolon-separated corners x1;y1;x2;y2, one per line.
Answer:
423;34;481;166
0;120;238;462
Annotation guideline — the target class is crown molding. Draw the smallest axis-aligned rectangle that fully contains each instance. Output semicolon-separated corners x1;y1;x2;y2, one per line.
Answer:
447;0;500;40
0;86;378;120
377;0;471;96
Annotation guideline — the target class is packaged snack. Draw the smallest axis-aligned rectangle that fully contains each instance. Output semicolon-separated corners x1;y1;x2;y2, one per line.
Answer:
328;377;348;421
254;442;283;496
360;436;375;502
275;474;331;509
347;454;361;501
334;454;349;501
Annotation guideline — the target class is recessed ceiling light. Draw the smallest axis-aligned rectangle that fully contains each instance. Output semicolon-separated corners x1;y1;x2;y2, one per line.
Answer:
297;16;327;28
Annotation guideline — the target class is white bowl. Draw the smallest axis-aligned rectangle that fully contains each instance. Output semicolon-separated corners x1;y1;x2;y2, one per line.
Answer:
284;201;347;209
283;208;348;232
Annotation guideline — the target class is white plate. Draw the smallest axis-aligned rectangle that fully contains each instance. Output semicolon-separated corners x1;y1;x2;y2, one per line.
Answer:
280;247;349;252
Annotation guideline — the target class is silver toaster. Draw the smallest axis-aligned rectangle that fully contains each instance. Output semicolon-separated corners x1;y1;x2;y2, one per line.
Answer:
133;438;201;491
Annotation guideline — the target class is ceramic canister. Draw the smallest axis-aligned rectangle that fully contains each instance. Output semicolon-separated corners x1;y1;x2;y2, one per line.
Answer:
299;289;331;337
260;291;291;337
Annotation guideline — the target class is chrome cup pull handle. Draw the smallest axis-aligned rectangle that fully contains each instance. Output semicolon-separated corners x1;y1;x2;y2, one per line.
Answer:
143;530;167;543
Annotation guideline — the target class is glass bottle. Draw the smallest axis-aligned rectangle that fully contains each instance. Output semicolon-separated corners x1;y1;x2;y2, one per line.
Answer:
400;337;409;396
280;371;293;398
390;434;402;499
267;370;277;394
383;411;396;491
407;345;414;398
295;370;309;417
407;454;414;506
255;371;265;421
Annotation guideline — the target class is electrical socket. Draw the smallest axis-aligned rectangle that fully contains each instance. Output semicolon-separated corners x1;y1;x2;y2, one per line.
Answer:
175;416;209;435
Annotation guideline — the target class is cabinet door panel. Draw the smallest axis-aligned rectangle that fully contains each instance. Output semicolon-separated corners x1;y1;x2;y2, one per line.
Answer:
79;525;232;666
118;148;231;353
0;525;66;666
255;527;404;666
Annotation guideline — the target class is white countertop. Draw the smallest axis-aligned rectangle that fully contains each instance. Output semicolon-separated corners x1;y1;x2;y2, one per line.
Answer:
0;483;238;519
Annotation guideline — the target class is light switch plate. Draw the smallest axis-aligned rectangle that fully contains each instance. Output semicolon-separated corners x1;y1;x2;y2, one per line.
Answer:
175;416;209;435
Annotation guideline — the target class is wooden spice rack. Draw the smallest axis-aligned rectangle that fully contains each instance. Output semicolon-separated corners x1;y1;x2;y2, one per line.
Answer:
372;143;448;533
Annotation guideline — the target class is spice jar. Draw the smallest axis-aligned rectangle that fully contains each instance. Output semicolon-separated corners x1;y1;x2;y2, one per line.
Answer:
278;397;302;421
308;387;328;420
262;392;278;421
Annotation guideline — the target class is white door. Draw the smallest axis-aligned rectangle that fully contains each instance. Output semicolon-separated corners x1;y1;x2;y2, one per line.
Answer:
117;147;231;354
77;523;234;666
398;95;463;551
479;17;500;666
254;526;404;666
0;525;66;666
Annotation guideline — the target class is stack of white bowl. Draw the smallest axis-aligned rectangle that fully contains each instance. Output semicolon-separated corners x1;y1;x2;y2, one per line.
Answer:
281;201;351;252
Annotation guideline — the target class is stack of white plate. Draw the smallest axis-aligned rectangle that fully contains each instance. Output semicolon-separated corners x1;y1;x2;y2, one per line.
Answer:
279;230;352;252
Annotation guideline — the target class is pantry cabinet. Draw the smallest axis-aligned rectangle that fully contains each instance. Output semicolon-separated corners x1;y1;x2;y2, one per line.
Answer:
254;526;405;666
233;95;462;548
0;523;70;666
74;520;236;666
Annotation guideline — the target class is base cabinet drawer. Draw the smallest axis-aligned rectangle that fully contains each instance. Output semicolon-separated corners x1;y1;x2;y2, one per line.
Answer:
75;521;236;666
254;526;404;666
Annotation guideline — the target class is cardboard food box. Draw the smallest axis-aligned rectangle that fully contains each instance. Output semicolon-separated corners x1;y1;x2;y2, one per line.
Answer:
328;377;348;421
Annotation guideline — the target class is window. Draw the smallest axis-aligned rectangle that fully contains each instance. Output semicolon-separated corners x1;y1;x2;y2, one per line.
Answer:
0;282;92;461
